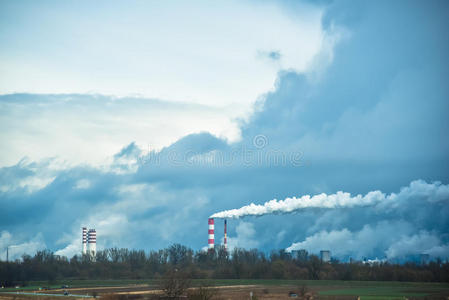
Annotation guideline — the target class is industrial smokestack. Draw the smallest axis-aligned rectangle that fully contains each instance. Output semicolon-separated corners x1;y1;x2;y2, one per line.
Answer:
208;218;214;250
224;219;227;251
82;227;87;255
87;229;96;258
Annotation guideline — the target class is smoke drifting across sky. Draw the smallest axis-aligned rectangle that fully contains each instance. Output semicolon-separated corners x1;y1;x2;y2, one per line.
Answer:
211;180;449;260
211;180;449;219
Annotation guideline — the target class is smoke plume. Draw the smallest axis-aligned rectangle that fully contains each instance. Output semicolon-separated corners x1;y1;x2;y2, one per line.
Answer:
210;180;449;219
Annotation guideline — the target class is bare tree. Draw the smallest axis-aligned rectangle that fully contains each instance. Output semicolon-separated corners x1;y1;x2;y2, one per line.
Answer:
159;268;191;298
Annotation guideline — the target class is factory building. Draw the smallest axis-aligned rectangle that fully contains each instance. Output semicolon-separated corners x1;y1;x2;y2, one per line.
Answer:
320;250;331;262
292;249;308;261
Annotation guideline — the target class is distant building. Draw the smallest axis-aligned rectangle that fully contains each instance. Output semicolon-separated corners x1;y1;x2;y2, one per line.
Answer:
292;249;308;261
420;254;430;265
320;250;331;262
82;227;97;260
87;229;96;258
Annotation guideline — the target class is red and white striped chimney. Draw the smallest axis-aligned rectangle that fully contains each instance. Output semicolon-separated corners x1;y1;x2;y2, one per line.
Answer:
208;218;214;250
82;227;87;255
224;219;227;251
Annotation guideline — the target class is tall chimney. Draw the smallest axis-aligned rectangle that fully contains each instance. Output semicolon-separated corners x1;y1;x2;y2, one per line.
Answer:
208;218;214;250
87;229;97;259
224;219;227;251
82;227;87;255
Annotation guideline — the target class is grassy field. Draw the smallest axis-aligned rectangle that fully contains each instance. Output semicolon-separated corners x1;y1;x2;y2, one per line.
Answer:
312;280;449;299
201;279;449;298
319;286;437;298
1;279;448;299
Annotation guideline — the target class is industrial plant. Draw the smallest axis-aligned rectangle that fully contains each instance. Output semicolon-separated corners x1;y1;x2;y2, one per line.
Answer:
208;218;333;262
208;218;227;251
320;250;331;262
82;227;96;257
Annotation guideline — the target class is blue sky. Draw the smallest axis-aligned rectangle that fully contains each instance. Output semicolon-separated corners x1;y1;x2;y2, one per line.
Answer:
1;0;448;261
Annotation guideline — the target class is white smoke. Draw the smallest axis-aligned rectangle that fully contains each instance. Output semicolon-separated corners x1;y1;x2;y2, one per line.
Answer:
210;180;449;219
385;231;449;259
0;231;47;261
285;223;449;259
225;221;259;250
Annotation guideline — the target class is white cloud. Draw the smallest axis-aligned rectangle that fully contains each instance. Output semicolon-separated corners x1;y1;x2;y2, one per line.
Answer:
386;232;449;258
287;222;449;260
54;242;80;258
74;179;91;189
0;158;63;193
0;231;46;261
0;95;240;167
0;1;345;168
0;1;326;109
226;221;259;250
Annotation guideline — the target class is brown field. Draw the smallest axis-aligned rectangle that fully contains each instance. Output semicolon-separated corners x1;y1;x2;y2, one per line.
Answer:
1;280;449;300
0;285;327;300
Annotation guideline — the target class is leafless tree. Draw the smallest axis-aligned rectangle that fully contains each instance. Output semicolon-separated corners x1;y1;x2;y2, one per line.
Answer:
159;268;191;298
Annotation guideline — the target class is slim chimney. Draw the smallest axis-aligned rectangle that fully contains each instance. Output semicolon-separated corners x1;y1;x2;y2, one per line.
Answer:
208;218;214;250
224;219;227;251
87;229;96;258
82;227;87;255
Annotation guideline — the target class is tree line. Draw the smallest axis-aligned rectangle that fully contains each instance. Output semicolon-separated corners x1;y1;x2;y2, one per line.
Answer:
1;244;448;286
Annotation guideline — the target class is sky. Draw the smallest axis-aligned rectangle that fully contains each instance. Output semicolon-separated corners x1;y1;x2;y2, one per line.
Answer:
0;0;448;262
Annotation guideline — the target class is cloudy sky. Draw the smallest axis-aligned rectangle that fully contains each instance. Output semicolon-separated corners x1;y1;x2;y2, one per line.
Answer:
1;0;448;261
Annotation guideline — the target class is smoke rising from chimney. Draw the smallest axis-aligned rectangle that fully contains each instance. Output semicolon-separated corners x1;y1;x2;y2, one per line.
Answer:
210;180;449;219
